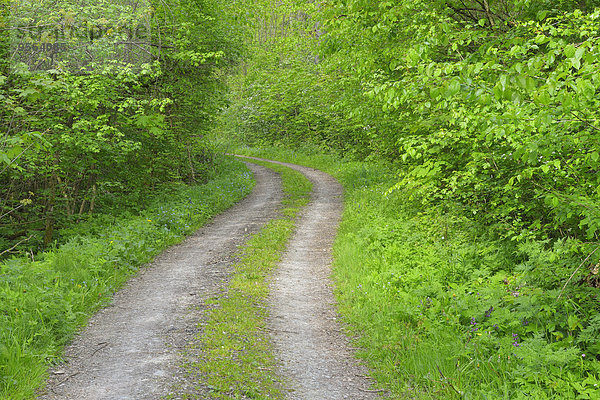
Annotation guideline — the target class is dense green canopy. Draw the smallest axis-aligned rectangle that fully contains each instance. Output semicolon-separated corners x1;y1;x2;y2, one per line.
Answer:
1;0;240;251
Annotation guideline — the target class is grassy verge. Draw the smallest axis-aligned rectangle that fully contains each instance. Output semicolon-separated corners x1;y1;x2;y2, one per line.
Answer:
0;156;254;399
169;158;311;399
224;145;600;399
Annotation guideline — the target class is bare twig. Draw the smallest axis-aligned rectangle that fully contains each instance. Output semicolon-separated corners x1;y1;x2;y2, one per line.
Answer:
56;371;80;386
557;245;600;300
0;203;24;220
437;365;462;396
571;111;600;133
0;23;61;32
0;129;49;176
0;235;33;258
117;41;174;49
115;41;155;57
357;387;385;393
91;342;109;357
0;142;35;176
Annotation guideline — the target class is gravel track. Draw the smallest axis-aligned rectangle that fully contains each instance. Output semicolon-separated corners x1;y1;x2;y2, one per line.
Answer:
238;156;381;400
38;163;283;400
38;157;381;400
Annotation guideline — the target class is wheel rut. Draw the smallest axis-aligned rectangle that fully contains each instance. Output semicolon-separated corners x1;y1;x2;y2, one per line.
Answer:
38;157;380;400
239;156;380;400
38;163;283;400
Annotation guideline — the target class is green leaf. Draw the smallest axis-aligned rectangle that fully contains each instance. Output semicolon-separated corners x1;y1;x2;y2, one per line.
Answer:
564;44;576;59
568;314;581;331
553;160;561;169
0;153;10;165
536;10;549;21
446;79;460;97
552;196;560;207
561;91;573;108
536;91;551;106
528;150;539;164
499;74;508;90
526;77;536;93
514;63;523;73
493;83;503;100
6;146;23;158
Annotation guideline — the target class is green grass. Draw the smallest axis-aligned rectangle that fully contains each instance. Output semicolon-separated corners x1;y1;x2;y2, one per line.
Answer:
166;158;311;399
0;156;254;400
220;144;600;400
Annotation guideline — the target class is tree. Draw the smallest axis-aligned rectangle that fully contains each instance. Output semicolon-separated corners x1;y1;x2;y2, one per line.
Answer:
1;0;239;255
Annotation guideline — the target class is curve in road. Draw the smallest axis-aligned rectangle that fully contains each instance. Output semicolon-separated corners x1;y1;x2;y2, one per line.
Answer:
38;157;381;400
239;156;380;400
38;163;283;400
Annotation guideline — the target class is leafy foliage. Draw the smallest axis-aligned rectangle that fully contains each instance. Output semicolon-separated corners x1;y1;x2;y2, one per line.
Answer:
232;146;600;398
225;0;600;242
225;7;600;394
1;0;240;255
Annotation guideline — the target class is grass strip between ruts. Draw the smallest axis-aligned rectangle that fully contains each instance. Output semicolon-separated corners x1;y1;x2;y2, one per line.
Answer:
167;158;312;399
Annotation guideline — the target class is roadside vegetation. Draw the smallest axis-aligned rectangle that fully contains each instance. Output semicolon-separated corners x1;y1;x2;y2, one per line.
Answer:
223;144;600;399
2;0;251;397
1;0;241;255
0;157;253;399
217;0;600;397
168;159;311;400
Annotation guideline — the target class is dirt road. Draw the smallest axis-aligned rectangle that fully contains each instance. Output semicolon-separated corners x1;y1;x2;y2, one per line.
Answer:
38;158;380;400
240;157;380;400
38;163;283;399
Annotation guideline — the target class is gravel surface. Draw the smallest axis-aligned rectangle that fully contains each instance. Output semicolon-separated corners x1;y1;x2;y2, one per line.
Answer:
239;156;382;400
37;163;283;400
37;157;382;400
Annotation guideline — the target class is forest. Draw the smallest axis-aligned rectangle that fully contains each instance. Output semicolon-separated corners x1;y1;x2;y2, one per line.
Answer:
2;0;600;398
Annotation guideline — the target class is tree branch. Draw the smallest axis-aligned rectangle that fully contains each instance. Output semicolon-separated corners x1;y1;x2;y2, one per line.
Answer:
0;235;33;258
557;245;600;300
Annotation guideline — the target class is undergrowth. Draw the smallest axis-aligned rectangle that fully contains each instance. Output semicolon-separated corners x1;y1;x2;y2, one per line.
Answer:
228;144;600;400
168;158;311;399
0;156;254;399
